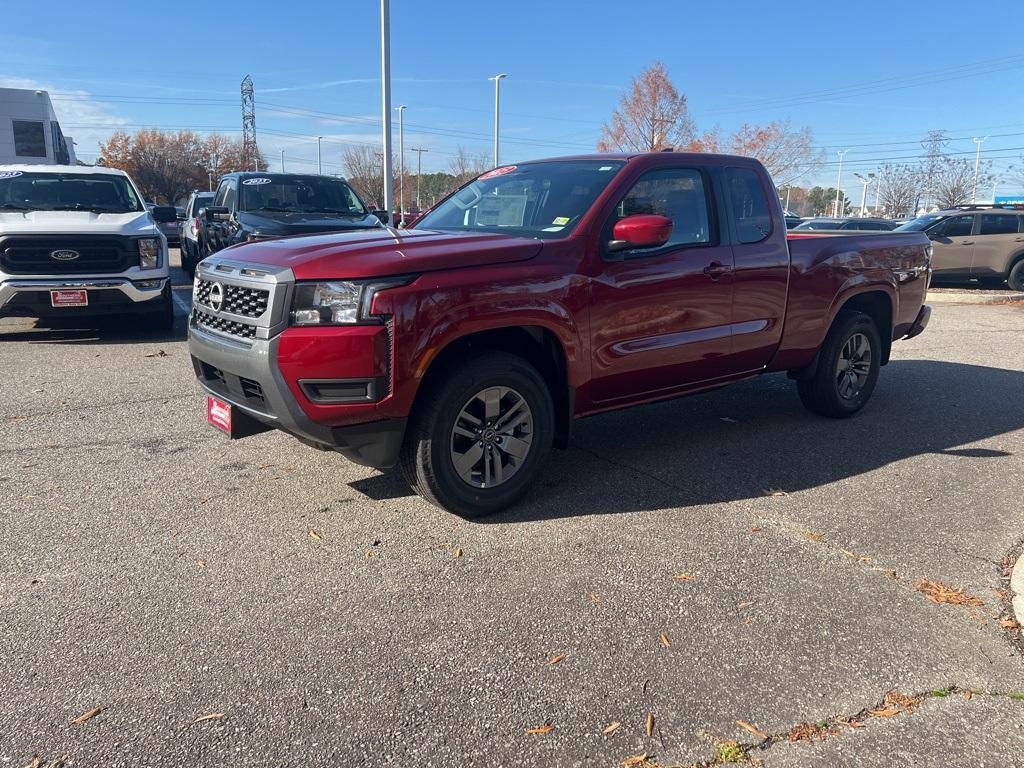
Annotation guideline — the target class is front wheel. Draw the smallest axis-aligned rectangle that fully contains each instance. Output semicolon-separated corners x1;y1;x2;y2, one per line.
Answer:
796;311;881;418
400;352;554;518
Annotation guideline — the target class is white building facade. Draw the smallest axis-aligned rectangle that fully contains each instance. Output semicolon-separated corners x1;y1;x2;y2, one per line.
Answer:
0;88;76;166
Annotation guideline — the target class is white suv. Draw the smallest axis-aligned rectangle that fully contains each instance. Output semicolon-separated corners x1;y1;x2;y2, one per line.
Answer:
0;165;174;331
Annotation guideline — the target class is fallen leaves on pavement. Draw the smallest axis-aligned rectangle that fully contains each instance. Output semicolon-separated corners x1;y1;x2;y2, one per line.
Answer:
659;633;671;648
736;719;767;739
802;530;824;543
589;592;601;603
603;721;621;735
672;573;694;582
788;721;838;743
869;692;920;718
526;722;554;735
70;706;103;724
192;712;225;724
913;579;984;607
453;547;463;558
1000;617;1020;630
645;711;655;737
308;528;322;542
619;753;656;767
548;653;566;666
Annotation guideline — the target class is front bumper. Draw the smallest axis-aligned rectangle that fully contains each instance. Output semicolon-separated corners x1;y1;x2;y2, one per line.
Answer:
0;277;169;317
189;322;405;468
904;303;931;340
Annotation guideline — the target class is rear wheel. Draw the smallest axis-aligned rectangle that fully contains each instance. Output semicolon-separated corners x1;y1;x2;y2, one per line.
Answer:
796;311;881;418
1008;259;1024;292
400;352;554;517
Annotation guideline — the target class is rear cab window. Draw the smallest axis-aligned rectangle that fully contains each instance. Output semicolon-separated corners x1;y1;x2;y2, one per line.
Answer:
725;167;772;244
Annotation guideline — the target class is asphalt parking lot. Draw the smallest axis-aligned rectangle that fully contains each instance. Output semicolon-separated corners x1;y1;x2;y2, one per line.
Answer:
2;252;1023;768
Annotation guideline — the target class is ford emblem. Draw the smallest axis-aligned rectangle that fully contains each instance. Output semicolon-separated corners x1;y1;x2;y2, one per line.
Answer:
50;249;80;261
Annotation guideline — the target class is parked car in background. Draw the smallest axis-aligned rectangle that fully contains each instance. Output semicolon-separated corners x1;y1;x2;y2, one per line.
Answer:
198;173;383;259
0;165;175;330
794;217;899;231
189;152;931;517
146;201;181;245
895;205;1024;289
784;213;803;229
180;190;214;277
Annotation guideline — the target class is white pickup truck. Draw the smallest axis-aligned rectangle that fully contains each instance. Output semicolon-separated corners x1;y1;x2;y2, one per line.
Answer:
0;165;176;331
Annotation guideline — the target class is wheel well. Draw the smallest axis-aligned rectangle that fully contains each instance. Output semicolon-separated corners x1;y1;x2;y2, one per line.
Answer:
419;326;573;448
839;291;893;365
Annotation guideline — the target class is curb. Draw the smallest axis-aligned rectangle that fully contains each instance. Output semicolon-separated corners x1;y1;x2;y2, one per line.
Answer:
1012;553;1024;627
927;290;1024;305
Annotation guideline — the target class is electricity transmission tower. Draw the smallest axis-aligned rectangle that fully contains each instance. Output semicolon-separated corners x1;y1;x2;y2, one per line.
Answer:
241;75;258;171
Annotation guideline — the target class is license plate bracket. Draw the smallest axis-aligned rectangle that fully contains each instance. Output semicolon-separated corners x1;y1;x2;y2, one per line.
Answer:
50;289;88;307
206;394;273;439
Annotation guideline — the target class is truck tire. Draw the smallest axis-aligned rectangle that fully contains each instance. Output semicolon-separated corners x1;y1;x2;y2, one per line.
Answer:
1008;258;1024;292
400;351;554;518
140;288;175;333
796;310;881;418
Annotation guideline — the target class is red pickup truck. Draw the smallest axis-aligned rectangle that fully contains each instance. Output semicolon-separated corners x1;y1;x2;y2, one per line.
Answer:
189;152;932;516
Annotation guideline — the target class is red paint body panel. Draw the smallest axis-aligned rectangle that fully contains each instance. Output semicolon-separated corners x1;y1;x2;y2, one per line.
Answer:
208;152;931;434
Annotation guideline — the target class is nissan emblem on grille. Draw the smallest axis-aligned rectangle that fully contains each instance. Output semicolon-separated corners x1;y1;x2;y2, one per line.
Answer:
209;282;225;313
50;249;80;261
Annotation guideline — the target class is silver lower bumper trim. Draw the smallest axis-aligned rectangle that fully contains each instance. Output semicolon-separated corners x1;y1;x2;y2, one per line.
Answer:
0;278;168;308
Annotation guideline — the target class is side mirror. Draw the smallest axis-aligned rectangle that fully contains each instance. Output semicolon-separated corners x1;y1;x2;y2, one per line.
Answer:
151;205;178;223
608;214;673;253
371;209;389;225
203;206;230;223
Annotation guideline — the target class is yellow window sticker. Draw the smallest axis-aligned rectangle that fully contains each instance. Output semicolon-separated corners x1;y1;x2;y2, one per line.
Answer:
552;216;570;225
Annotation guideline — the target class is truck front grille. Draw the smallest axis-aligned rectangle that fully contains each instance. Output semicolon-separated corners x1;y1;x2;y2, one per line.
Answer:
191;306;257;339
0;235;136;275
194;278;269;318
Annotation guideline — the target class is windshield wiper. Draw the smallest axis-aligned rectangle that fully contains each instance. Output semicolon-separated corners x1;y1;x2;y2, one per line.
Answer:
48;204;129;213
305;207;364;216
0;203;31;210
249;206;296;213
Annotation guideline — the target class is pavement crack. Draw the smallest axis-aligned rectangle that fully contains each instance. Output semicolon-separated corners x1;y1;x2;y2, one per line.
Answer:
2;392;195;421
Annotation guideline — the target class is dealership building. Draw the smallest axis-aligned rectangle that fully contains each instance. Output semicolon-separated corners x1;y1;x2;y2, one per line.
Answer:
0;87;76;166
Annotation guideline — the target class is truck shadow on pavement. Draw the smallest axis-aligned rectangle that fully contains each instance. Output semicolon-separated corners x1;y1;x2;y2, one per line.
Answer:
0;313;188;344
368;359;1020;523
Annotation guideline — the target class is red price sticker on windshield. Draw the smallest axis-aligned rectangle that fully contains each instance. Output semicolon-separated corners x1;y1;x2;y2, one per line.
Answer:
479;165;517;180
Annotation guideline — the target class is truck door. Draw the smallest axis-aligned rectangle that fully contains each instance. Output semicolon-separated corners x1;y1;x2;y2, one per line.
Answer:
588;166;736;404
722;166;791;372
208;178;238;254
927;213;975;277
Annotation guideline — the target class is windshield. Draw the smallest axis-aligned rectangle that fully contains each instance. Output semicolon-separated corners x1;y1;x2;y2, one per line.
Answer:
239;176;368;215
416;160;626;239
0;171;143;213
894;215;944;232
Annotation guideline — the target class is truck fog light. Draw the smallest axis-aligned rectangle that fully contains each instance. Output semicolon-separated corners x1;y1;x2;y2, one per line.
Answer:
136;280;163;289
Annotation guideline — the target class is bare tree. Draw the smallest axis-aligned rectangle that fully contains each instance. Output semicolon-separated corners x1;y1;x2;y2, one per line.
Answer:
726;120;821;187
448;146;490;186
597;62;695;152
933;157;993;209
877;163;923;217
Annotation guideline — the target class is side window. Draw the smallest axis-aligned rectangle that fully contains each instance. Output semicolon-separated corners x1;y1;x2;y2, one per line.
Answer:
610;168;712;251
934;215;974;237
979;214;1018;236
725;167;772;244
223;181;237;210
213;181;230;207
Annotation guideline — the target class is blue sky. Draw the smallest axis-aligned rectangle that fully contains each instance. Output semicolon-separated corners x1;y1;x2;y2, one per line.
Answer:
3;0;1024;202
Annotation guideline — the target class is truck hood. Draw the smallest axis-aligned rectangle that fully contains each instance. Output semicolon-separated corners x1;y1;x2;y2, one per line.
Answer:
238;209;383;237
0;210;159;237
214;228;544;280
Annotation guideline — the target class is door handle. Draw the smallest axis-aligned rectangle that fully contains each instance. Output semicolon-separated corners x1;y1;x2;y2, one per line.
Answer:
703;262;731;280
960;241;974;245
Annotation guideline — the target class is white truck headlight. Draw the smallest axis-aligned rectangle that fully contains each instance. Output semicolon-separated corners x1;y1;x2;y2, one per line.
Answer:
291;278;413;326
138;238;161;269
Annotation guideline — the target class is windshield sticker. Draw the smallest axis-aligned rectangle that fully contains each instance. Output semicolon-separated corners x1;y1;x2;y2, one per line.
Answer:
598;166;614;171
476;194;528;227
542;225;566;232
242;177;272;185
0;170;24;179
479;165;517;181
552;216;570;226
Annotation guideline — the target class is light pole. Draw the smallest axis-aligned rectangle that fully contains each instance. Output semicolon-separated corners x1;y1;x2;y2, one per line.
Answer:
854;172;874;217
873;168;884;215
489;73;508;168
317;136;323;175
380;0;394;221
280;148;285;172
834;150;848;217
972;136;988;203
396;105;406;225
410;147;428;209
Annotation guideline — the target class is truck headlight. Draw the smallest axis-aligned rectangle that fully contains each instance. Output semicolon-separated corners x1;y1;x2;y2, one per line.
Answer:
291;278;413;326
138;238;161;269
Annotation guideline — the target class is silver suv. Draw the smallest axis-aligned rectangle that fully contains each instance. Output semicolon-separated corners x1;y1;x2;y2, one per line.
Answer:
896;206;1024;290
